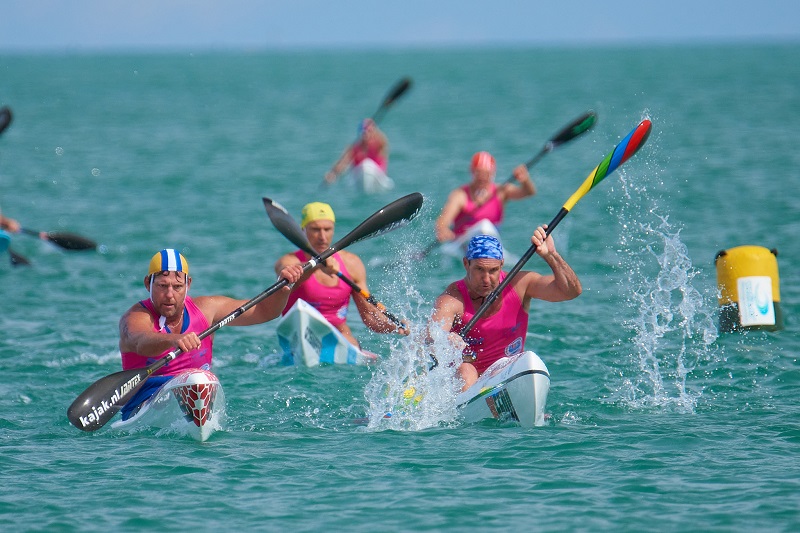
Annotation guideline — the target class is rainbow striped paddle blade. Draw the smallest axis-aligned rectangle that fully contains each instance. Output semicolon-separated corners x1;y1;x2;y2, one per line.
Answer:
563;119;652;212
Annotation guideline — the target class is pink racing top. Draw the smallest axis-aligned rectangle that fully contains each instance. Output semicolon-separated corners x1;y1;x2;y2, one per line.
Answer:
283;250;352;326
451;272;528;374
352;139;387;171
452;184;504;236
120;295;213;376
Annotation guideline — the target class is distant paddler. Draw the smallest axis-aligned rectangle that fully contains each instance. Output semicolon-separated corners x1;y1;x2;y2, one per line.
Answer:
435;151;536;245
324;118;392;190
323;77;411;192
420;111;597;260
429;231;581;391
274;201;409;349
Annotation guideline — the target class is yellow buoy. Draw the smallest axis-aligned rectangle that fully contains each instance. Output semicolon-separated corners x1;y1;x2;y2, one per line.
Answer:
715;245;783;332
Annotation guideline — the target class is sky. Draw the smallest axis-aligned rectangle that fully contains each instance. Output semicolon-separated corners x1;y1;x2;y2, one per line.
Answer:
1;0;798;51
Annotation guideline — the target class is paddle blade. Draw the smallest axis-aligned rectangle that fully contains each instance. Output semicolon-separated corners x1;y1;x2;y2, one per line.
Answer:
45;231;97;251
563;119;652;212
67;367;152;431
514;110;598;180
547;110;597;150
263;198;315;254
9;248;31;267
372;77;412;122
330;192;424;253
0;106;11;135
381;77;412;109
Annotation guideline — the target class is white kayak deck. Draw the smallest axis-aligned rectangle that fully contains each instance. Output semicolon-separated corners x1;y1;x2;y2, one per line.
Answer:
456;351;550;427
439;219;520;263
349;158;394;194
111;368;225;442
276;298;378;366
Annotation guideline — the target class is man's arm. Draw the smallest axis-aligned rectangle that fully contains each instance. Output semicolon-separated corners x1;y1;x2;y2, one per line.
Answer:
202;263;305;326
500;165;536;201
523;226;582;303
119;305;196;356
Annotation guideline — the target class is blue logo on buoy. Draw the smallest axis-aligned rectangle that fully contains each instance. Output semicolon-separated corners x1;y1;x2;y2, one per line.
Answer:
756;289;770;315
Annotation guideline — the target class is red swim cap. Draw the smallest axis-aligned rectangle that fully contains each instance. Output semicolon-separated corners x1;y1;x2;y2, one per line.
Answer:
470;151;496;173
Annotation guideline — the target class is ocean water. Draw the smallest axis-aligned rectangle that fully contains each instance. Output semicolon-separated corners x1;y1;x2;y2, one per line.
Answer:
1;44;799;531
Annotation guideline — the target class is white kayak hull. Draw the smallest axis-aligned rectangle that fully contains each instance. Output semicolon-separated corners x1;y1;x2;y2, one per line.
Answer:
457;351;550;427
111;369;225;442
439;219;519;262
350;158;394;194
277;298;377;366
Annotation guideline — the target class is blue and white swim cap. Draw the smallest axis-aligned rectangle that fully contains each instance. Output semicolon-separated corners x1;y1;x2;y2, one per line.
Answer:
465;235;503;260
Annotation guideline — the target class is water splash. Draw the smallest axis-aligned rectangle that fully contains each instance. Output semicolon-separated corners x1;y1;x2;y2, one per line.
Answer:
610;174;718;413
362;324;464;431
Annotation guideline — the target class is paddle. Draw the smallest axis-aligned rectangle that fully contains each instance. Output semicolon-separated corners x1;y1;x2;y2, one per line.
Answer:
0;106;11;136
502;110;597;184
263;197;407;330
8;248;31;266
414;110;598;261
1;230;31;266
66;192;424;432
19;228;97;251
370;76;413;124
461;119;652;338
324;77;412;186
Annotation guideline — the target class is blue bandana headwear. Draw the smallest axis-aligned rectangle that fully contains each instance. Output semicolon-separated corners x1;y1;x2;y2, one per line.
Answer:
465;235;503;260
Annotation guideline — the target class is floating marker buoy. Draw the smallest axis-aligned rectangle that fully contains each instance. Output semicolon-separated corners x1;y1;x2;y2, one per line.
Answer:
715;245;783;332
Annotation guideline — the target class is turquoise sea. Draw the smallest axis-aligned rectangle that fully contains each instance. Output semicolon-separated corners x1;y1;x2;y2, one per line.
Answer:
1;44;799;531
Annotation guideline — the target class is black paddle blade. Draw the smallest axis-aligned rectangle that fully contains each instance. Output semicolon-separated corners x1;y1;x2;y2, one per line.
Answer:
9;248;31;267
67;367;152;431
262;198;315;254
372;77;412;122
0;106;12;135
45;231;97;251
331;192;423;252
548;110;597;150
382;77;412;108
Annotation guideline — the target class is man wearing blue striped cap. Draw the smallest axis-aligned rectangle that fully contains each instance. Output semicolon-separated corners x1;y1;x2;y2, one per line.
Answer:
117;248;304;419
430;225;582;391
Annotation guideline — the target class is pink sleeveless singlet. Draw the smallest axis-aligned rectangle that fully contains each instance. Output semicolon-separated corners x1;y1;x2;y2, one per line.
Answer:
352;139;387;171
451;272;529;374
283;250;352;326
452;184;504;237
120;295;213;376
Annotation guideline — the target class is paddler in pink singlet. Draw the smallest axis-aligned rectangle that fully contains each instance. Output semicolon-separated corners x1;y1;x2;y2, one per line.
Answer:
435;151;537;243
275;202;409;348
118;249;303;420
430;231;582;391
325;118;389;184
